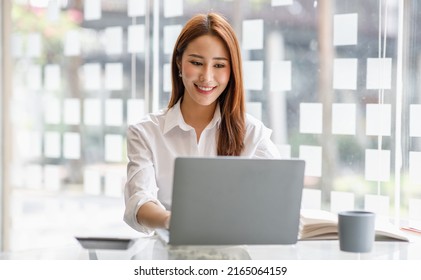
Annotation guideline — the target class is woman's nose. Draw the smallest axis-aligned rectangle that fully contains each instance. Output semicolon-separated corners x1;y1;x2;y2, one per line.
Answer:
200;66;213;82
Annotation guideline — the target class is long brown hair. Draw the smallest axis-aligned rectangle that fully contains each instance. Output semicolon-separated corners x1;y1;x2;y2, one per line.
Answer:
168;12;245;156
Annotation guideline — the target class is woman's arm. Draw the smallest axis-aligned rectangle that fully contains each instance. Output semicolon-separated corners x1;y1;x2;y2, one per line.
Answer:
124;124;169;233
137;201;171;229
244;114;281;159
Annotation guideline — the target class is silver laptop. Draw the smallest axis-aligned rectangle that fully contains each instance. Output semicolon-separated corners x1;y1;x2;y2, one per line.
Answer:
158;157;305;245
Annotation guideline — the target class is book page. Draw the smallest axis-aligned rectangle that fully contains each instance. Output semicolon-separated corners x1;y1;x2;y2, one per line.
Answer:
299;209;410;241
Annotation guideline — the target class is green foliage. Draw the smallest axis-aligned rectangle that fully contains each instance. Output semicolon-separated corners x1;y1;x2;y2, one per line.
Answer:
12;5;81;63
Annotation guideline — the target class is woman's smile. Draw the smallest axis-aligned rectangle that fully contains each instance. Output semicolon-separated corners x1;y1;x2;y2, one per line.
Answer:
195;84;217;94
179;34;231;107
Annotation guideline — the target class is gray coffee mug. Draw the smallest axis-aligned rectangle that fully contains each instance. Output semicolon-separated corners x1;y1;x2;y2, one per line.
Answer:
338;211;375;253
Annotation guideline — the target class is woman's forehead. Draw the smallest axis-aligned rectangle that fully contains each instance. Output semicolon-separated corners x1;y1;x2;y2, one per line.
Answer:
183;35;229;59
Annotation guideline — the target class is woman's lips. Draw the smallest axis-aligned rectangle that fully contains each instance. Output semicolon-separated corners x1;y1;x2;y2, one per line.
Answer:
195;84;216;94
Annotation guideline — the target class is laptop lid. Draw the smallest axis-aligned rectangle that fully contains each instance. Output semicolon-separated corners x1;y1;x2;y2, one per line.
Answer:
168;157;305;245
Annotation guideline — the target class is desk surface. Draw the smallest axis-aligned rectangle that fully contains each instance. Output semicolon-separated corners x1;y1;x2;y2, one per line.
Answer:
1;234;421;260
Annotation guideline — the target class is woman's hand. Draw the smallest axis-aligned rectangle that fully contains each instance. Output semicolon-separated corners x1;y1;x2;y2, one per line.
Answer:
137;202;171;229
164;212;171;229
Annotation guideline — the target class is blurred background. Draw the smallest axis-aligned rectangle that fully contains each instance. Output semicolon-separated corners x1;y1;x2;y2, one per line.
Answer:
1;0;421;252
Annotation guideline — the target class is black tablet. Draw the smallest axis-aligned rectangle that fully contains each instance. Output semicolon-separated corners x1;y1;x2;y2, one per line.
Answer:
75;237;135;250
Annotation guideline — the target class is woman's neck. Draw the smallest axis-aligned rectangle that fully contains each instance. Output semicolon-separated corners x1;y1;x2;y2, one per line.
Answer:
180;99;217;141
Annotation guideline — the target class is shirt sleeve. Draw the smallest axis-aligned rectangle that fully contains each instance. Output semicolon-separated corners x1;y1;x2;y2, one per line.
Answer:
123;125;165;234
253;125;281;159
244;114;281;159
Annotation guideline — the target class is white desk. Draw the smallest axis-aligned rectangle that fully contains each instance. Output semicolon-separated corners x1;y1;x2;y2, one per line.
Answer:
1;234;421;260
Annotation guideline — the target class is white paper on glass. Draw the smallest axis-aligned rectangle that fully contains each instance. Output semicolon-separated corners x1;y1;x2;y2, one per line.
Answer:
364;149;390;182
47;0;60;21
332;103;356;135
13;130;31;158
24;164;43;189
83;63;101;91
44;64;61;90
16;131;40;159
83;98;102;126
44;131;61;158
9;98;19;125
409;152;421;184
105;63;123;90
11;33;24;57
26;33;42;57
164;25;183;54
333;13;358;46
242;19;264;50
300;103;323;134
105;134;123;162
410;104;421;137
127;99;145;125
271;0;293;6
63;132;81;159
364;194;390;217
366;104;391;136
243;60;264;90
128;25;145;53
330;191;355;213
128;0;145;17
409;199;421;228
84;168;102;195
333;58;358;90
105;99;123;126
84;0;101;21
246;102;262;121
299;145;322;177
163;63;171;92
27;64;42;90
366;58;392;89
44;165;61;191
301;188;321;210
164;0;183;18
104;27;123;55
43;96;61;124
270;60;291;91
276;145;291;159
64;98;81;125
64;30;81;56
10;163;24;188
104;172;124;197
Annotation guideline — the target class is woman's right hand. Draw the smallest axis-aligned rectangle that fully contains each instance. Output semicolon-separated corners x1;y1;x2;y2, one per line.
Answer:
164;212;171;229
137;202;171;229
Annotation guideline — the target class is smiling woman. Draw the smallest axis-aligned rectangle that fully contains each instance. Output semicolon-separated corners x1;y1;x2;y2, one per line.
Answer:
169;13;245;156
123;12;281;234
177;34;231;141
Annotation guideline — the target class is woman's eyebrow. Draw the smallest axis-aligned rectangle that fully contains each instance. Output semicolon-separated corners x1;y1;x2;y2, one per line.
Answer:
187;54;229;61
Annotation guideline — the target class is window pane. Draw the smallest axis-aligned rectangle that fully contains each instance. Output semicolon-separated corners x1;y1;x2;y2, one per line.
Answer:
6;0;421;251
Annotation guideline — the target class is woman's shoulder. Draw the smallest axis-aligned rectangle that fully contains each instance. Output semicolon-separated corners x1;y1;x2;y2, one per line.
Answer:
128;108;169;132
244;113;272;138
245;113;266;129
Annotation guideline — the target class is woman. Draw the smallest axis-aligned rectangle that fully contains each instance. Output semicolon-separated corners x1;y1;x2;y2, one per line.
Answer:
124;12;280;234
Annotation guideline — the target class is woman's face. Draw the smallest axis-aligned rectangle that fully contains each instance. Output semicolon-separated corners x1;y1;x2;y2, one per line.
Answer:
179;34;231;108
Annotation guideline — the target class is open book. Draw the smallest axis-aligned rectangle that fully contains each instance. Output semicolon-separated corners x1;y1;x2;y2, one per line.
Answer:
299;209;411;242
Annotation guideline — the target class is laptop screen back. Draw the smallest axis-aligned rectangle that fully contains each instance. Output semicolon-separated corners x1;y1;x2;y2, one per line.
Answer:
168;157;305;245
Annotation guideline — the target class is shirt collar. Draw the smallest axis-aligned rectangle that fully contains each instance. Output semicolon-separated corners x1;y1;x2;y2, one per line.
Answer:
163;99;221;135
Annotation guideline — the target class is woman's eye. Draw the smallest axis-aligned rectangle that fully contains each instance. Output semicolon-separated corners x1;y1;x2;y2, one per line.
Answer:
190;61;202;66
215;64;225;68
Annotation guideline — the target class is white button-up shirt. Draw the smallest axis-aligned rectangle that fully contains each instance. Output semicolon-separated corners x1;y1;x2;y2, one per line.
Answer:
124;100;280;233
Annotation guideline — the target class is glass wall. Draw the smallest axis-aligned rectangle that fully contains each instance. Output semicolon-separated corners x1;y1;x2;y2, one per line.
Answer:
2;0;421;251
8;0;141;250
0;0;4;252
403;0;421;230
